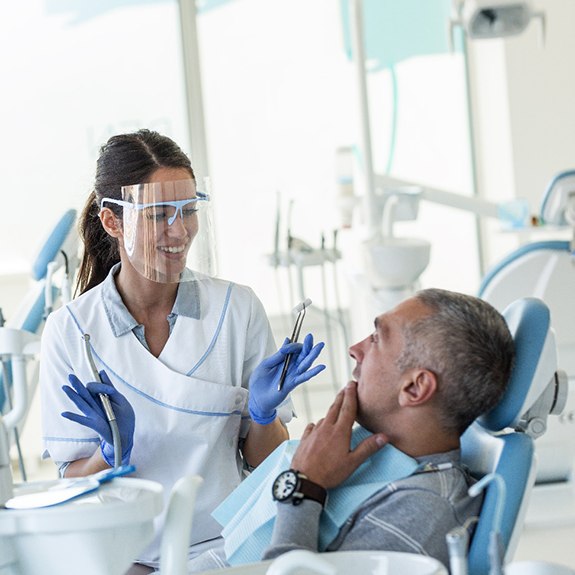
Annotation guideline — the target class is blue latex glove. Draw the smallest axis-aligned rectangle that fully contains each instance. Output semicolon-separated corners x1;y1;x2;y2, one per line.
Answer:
248;333;325;425
61;370;135;467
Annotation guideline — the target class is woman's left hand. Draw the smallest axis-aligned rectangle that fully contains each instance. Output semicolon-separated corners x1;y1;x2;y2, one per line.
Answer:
248;333;325;424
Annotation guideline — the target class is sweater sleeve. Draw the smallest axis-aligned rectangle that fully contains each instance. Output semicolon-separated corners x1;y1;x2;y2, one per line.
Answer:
262;500;324;560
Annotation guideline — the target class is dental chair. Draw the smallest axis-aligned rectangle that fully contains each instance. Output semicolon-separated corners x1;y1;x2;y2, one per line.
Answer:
461;297;568;575
479;170;575;486
0;208;78;477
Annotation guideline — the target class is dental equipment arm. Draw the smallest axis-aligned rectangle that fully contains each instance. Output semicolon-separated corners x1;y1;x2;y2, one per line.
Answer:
61;370;135;469
248;333;325;425
495;319;568;440
0;327;40;504
374;173;530;226
0;417;11;506
516;370;569;439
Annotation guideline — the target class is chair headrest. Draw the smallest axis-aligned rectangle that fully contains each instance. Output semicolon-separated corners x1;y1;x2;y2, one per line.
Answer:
31;209;77;281
478;297;554;432
539;169;575;226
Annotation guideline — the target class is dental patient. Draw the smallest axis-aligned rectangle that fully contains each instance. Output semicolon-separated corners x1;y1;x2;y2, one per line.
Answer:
186;288;515;572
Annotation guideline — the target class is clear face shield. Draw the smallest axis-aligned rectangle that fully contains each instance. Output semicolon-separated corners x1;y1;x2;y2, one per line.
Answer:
101;179;216;283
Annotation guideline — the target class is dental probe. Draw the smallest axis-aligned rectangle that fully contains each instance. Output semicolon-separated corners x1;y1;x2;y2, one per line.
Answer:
277;298;312;391
83;334;122;468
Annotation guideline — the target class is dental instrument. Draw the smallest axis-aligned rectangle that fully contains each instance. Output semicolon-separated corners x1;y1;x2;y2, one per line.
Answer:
446;525;470;575
3;464;135;509
277;298;312;391
83;333;122;469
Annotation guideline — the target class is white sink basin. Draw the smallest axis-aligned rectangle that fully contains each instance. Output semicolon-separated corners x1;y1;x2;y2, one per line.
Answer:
0;477;163;575
362;237;431;290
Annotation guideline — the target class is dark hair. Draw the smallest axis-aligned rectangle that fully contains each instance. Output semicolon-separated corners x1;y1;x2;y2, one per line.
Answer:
76;129;195;295
396;288;515;434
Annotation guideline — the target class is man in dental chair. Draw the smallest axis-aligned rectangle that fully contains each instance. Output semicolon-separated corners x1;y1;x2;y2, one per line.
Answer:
188;288;515;572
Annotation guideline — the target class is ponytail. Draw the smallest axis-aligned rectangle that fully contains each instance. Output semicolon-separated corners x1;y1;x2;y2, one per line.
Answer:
75;191;120;296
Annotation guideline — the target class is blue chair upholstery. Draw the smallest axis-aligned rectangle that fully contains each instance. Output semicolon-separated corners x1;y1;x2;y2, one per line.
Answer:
462;298;558;575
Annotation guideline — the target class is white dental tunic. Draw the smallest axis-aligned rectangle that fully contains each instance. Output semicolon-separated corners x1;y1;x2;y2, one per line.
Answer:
40;264;292;565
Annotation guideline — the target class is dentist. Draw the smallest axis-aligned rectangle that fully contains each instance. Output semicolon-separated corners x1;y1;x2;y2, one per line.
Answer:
39;129;324;573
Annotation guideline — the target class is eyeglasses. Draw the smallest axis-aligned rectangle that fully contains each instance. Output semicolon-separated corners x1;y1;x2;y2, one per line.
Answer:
101;192;209;226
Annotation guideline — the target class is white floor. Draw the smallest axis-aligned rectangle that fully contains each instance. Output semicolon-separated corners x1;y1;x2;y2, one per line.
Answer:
513;482;575;569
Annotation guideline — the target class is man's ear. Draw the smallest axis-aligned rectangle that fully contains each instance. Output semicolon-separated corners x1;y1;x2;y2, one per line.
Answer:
398;369;437;407
100;208;122;239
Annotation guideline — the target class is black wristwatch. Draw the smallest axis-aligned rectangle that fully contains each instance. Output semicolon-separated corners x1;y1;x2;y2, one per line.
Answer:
272;469;327;507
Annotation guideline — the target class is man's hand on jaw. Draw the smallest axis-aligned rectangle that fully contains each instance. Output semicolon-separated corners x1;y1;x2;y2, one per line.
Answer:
291;381;388;490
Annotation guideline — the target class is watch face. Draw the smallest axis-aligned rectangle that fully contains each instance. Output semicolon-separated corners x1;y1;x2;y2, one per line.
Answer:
272;470;298;501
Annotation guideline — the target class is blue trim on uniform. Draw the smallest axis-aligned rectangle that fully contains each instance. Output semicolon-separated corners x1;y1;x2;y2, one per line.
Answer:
478;240;571;296
187;282;235;376
43;436;100;444
65;304;242;418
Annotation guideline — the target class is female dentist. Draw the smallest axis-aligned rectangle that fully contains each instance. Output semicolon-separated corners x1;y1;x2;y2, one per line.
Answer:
39;129;325;574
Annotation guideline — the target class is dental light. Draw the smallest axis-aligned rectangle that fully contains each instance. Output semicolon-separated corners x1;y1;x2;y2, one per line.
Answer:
451;0;545;40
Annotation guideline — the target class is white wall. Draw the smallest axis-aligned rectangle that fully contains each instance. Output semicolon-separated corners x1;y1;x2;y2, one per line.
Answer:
1;0;573;325
197;0;480;335
0;1;190;319
467;0;575;269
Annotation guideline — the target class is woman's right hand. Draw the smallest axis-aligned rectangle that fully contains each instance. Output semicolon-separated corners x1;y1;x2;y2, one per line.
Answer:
248;333;325;424
61;370;135;467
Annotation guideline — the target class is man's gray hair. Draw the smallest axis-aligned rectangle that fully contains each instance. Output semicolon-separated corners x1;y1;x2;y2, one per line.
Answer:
396;288;515;434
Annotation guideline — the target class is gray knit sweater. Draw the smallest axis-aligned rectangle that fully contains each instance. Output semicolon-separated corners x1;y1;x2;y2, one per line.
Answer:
185;449;480;572
262;449;481;569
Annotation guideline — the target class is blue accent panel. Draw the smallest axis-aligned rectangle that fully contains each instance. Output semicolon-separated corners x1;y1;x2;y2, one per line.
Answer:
187;282;234;376
45;0;229;24
480;298;550;432
32;209;76;281
197;0;235;12
478;240;571;297
467;433;534;575
20;287;54;334
339;0;457;71
66;305;240;418
539;169;575;222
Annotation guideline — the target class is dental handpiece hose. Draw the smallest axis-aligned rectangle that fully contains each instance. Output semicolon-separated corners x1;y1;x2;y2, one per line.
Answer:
278;298;312;391
83;334;122;469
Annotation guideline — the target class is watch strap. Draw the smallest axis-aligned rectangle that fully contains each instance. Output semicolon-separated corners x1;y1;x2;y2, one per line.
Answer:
295;474;327;507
